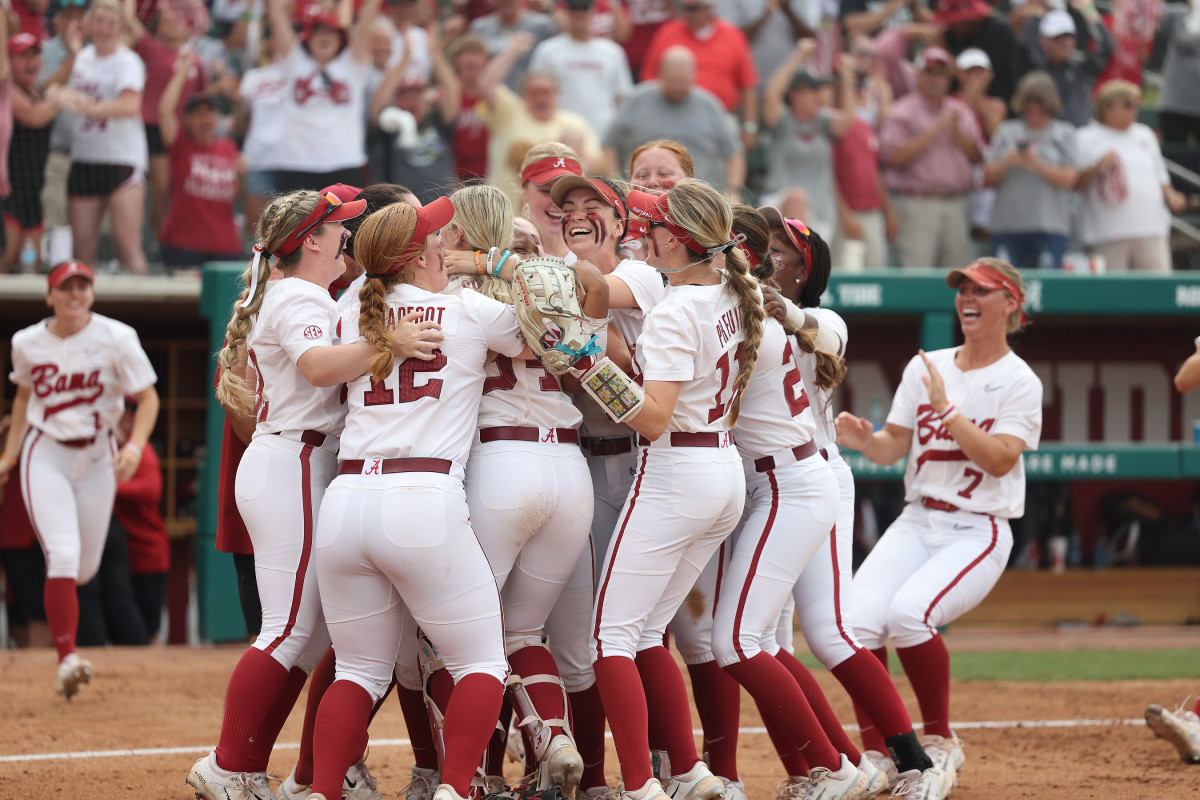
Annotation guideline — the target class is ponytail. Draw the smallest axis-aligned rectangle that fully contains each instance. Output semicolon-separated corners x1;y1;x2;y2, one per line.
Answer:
722;246;764;427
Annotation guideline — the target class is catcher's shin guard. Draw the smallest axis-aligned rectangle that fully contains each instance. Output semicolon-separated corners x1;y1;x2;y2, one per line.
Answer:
418;630;450;769
506;640;583;795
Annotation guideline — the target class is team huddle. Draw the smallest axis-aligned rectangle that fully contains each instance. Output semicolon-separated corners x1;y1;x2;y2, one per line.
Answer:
0;138;1042;800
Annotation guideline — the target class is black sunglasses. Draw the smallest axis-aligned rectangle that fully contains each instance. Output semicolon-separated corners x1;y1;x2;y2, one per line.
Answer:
294;192;344;243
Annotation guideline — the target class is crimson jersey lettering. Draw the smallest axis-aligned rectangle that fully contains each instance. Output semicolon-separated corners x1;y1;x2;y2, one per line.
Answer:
30;364;101;398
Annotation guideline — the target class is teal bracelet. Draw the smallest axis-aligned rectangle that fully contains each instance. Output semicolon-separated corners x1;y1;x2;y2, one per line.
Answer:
492;250;512;277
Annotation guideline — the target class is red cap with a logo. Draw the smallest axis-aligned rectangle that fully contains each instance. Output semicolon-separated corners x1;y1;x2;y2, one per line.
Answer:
48;260;96;289
8;33;40;57
520;155;583;186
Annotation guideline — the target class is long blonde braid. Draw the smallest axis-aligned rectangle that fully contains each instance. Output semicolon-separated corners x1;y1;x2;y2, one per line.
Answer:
215;190;323;415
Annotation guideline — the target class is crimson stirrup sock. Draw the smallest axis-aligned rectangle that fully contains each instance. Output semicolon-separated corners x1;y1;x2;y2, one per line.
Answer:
896;636;953;739
485;699;513;777
295;648;337;785
830;648;913;739
312;680;373;799
775;650;860;763
722;652;840;771
398;684;442;771
569;684;609;789
441;673;506;795
44;577;79;661
686;660;741;780
850;647;890;752
215;647;290;772
248;665;309;770
636;646;701;774
759;700;809;776
594;655;653;789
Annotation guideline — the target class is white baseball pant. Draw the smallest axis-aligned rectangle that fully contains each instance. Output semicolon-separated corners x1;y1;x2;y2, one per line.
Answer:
315;471;508;702
236;433;335;673
851;503;1013;649
592;446;745;662
20;431;116;582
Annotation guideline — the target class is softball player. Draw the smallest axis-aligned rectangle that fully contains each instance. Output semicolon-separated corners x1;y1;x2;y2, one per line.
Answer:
187;189;414;800
758;209;945;799
518;143;585;261
836;258;1043;798
453;184;602;793
587;179;761;800
308;200;524;800
0;260;159;699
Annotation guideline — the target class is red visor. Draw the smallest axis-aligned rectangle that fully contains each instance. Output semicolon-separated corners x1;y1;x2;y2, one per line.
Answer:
520;155;583;186
48;260;95;289
758;205;812;267
368;196;456;276
946;261;1027;323
275;191;367;257
551;176;626;221
625;188;706;255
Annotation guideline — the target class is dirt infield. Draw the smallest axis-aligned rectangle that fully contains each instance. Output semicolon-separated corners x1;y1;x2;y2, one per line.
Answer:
1;642;1197;800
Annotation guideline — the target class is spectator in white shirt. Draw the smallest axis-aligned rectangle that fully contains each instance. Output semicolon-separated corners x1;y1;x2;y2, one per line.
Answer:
529;0;633;139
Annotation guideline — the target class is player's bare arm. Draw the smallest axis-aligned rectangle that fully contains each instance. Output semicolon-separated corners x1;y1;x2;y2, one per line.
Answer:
114;384;160;483
835;412;912;465
572;259;610;319
623;380;682;441
1175;337;1200;393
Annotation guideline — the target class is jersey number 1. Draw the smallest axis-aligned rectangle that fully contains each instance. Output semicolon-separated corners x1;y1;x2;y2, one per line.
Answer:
363;351;448;405
708;343;746;423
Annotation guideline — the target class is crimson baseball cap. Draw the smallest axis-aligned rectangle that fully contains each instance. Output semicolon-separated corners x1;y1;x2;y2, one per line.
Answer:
520;155;583;186
48;260;96;289
321;182;363;203
934;0;991;26
626;188;708;255
299;8;346;42
915;47;954;71
275;191;367;257
8;33;40;57
398;196;456;262
550;176;626;221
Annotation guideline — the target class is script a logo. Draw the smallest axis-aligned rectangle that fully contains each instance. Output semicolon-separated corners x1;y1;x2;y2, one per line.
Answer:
553;157;566;168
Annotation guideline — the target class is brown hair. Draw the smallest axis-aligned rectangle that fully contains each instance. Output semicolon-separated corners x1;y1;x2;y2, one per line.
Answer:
215;190;324;414
628;140;695;182
1011;70;1063;118
354;203;425;381
665;179;764;426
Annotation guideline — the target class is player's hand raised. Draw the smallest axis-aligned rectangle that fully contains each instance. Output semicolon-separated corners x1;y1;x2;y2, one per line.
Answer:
835;411;873;450
919;349;949;413
391;310;444;361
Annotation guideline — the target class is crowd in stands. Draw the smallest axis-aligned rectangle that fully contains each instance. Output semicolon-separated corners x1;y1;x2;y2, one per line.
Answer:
0;0;1196;275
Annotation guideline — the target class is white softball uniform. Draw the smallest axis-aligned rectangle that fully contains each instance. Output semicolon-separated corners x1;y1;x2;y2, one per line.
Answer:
467;352;593;652
10;314;156;583
852;347;1043;649
548;258;666;688
774;307;862;668
238;278;347;673
316;283;523;700
591;282;746;663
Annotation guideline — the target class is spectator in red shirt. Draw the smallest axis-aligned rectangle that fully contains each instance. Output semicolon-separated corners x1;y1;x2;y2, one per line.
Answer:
622;0;672;78
639;0;759;149
122;0;210;239
157;51;243;269
12;0;50;41
448;33;490;182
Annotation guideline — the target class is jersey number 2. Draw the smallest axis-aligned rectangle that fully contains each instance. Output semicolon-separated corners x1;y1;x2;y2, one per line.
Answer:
363;351;448;405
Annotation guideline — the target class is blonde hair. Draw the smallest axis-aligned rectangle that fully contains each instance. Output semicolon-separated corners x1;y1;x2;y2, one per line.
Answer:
665;179;764;426
1011;71;1063;118
971;256;1028;334
215;190;324;414
450;184;515;303
518;141;582;186
1094;79;1141;123
355;203;424;381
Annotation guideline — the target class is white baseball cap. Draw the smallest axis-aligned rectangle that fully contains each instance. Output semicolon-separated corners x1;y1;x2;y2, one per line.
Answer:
956;48;991;71
1039;10;1076;38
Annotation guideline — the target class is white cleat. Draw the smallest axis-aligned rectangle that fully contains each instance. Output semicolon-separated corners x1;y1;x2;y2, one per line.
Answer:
889;768;947;800
919;736;962;793
583;785;621;800
773;776;810;800
718;778;746;800
400;766;441;800
801;755;868;800
278;767;309;800
431;784;470;800
1146;703;1200;763
665;762;725;800
854;753;891;799
57;653;93;700
185;754;279;800
539;733;584;792
624;778;671;800
344;750;384;800
861;752;898;790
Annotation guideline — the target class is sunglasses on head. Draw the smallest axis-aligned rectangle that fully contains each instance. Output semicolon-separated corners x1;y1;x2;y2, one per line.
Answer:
294;192;344;243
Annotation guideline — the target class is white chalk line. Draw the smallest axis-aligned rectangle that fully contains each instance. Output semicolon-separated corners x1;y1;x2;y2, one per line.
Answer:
0;718;1147;764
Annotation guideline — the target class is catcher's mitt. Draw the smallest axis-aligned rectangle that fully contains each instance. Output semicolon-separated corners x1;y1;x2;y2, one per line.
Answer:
511;256;606;375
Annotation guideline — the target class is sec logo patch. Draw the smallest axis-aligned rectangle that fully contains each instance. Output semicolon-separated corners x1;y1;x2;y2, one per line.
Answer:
303;325;323;340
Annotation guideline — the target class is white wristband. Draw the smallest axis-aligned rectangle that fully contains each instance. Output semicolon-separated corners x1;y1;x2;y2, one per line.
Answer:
122;441;143;456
